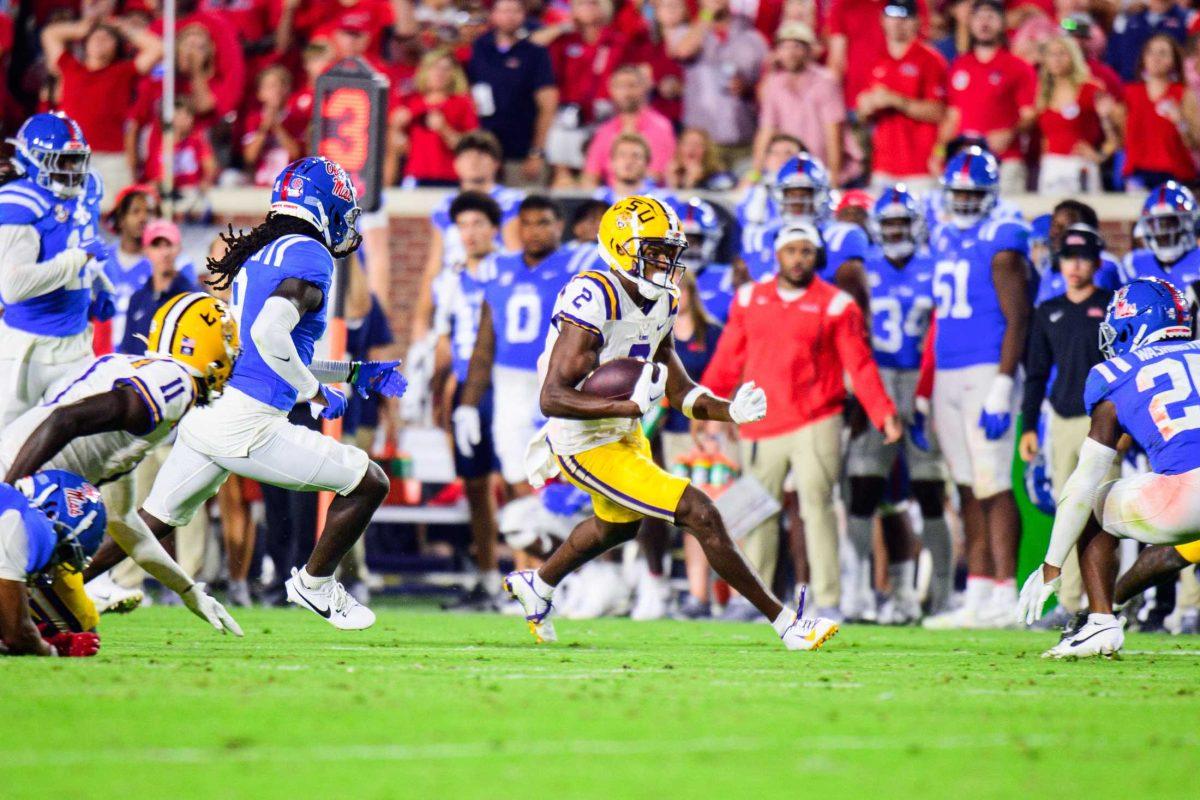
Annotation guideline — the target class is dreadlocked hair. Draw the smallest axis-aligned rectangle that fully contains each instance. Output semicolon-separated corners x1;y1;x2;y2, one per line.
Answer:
206;213;322;291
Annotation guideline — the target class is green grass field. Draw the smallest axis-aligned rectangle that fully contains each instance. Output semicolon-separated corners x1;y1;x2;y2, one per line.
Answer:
2;606;1198;800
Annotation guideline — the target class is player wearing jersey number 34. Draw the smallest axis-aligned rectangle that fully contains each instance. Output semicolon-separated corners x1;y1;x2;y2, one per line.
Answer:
505;195;838;651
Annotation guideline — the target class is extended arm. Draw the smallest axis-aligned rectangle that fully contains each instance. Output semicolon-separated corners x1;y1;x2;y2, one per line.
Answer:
659;333;765;424
993;251;1031;378
0;225;89;304
539;323;641;420
1042;403;1120;572
250;278;326;400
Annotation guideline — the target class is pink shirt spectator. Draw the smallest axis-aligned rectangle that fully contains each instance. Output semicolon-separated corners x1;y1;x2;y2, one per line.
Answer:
583;107;677;183
757;64;846;174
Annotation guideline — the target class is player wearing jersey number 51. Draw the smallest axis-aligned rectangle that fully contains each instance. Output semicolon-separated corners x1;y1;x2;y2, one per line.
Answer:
506;196;839;651
705;222;902;619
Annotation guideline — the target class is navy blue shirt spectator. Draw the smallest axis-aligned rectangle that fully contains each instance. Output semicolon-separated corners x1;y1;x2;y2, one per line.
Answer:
343;294;396;435
663;322;723;433
119;272;201;355
1106;2;1192;82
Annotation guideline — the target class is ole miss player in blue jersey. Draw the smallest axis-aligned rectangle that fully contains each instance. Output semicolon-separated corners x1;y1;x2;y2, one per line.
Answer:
846;186;950;620
1122;182;1200;321
739;153;871;313
136;158;406;631
1019;278;1200;658
925;147;1032;630
670;196;734;324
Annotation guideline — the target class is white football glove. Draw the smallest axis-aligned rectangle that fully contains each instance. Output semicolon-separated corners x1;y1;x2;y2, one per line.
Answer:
729;381;767;424
181;583;244;636
629;361;667;415
452;404;482;457
1016;564;1061;626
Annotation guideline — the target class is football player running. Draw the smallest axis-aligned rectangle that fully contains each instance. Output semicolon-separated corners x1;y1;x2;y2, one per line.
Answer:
505;196;839;650
739;153;870;312
846;186;948;621
1018;278;1200;658
118;157;405;630
924;147;1032;629
0;470;107;656
0;112;115;426
1;293;242;636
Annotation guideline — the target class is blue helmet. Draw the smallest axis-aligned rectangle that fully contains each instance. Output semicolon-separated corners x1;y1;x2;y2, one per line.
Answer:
6;112;92;198
772;153;831;223
1140;182;1197;265
940;146;999;229
870;184;925;261
669;196;724;272
1029;213;1052;247
270;157;362;257
16;470;107;575
1099;277;1193;359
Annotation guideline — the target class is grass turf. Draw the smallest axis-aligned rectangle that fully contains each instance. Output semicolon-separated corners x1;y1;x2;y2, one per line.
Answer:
2;606;1198;799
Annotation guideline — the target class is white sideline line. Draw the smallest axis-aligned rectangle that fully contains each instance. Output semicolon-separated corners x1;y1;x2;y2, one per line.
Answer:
0;733;1083;768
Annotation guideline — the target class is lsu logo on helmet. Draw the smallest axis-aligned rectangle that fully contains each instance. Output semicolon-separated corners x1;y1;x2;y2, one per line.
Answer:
147;292;240;401
597;195;688;300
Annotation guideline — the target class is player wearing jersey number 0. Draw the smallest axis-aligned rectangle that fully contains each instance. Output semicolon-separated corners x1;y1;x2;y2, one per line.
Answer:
504;195;838;651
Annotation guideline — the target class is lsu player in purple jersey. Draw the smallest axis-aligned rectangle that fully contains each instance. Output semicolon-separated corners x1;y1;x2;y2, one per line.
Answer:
670;196;734;323
846;186;949;621
132;158;406;630
1122;182;1200;318
925;146;1032;630
1018;278;1200;658
739;153;870;313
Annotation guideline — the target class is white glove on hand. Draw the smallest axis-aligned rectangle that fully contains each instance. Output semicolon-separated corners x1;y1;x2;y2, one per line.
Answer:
729;381;768;424
85;258;115;295
1016;564;1062;626
629;362;667;415
452;404;482;457
982;373;1015;416
181;583;244;636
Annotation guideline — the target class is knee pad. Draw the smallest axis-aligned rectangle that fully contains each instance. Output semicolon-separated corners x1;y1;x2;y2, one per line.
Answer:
912;481;945;519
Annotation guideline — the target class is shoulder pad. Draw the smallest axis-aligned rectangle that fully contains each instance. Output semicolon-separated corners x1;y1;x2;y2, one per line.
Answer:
0;183;51;224
826;289;854;316
735;282;756;307
1083;357;1134;414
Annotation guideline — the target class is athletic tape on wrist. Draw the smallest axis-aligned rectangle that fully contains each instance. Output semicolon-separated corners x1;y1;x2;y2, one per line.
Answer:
682;386;713;419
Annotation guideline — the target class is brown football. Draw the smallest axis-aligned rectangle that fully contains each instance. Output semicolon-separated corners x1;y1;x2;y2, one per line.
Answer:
580;357;652;401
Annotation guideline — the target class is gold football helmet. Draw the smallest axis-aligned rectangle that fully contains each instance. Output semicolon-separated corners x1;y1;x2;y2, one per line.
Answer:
597;195;688;299
147;292;239;401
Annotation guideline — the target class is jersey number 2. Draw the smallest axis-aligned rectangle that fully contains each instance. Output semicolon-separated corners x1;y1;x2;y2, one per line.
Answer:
1137;354;1200;441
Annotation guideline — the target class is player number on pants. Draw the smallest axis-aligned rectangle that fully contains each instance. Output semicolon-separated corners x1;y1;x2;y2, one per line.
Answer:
1136;354;1200;441
504;292;543;345
933;259;973;319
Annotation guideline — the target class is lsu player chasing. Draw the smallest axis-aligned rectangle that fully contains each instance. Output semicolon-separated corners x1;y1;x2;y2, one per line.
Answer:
1019;278;1200;658
0;112;115;426
0;470;107;656
504;196;840;650
121;157;405;630
0;293;243;637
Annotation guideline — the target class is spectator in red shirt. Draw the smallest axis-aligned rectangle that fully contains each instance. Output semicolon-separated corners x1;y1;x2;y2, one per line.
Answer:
1121;33;1200;189
144;97;217;196
152;4;245;121
937;0;1038;192
1035;34;1118;194
42;14;162;195
241;65;306;187
1061;12;1123;99
702;222;901;616
290;39;337;137
389;49;479;187
638;0;687;125
858;0;947;191
581;65;676;188
828;0;929;107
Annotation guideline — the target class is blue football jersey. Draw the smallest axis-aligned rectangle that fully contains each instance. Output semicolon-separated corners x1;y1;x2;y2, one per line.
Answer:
227;234;334;411
932;216;1031;369
435;256;498;382
1085;340;1200;475
865;246;936;370
486;247;577;371
0;482;58;577
694;262;734;324
561;240;606;274
0;175;102;337
1120;247;1200;299
430;185;523;269
1034;251;1125;306
741;218;869;282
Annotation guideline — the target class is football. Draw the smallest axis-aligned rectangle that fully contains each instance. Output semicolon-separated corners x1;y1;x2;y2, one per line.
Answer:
580;357;652;400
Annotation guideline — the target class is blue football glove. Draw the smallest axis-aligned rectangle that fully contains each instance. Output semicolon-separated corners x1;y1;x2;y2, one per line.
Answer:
978;409;1011;440
315;385;347;420
89;290;116;322
350;360;407;399
80;237;111;263
978;374;1015;441
910;411;930;452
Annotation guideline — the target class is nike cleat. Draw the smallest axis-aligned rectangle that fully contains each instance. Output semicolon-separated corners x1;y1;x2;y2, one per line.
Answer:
86;573;144;615
284;568;376;630
503;569;556;643
1043;614;1124;660
779;587;839;651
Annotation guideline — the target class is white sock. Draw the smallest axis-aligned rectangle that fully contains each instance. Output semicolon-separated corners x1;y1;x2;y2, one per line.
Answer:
847;515;873;560
298;567;331;590
532;570;556;598
1088;612;1116;624
992;578;1015;604
772;606;797;636
887;560;915;598
480;570;502;596
965;576;992;611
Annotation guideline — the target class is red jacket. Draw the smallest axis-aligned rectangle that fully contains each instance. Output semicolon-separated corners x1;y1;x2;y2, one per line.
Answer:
703;276;896;440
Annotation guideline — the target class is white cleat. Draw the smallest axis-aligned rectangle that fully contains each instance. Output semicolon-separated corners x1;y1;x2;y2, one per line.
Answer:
779;612;840;651
503;569;557;643
86;573;144;615
1043;615;1125;660
284;568;375;630
630;569;670;621
922;605;988;630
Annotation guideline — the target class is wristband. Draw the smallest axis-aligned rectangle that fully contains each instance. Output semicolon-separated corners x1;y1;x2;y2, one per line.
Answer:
682;386;713;419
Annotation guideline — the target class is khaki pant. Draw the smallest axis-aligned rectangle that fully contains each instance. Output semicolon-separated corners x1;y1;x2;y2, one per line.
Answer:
1047;409;1120;613
738;414;843;608
110;444;209;588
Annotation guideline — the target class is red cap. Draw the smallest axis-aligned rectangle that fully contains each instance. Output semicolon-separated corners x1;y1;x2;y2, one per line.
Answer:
142;218;181;248
836;189;875;213
337;12;374;34
104;183;160;232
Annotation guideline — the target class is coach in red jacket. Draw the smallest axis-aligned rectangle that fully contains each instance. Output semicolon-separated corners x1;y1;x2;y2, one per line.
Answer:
704;221;901;617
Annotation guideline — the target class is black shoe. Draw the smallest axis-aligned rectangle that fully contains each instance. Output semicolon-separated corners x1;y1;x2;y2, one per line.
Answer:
442;584;498;612
672;594;711;620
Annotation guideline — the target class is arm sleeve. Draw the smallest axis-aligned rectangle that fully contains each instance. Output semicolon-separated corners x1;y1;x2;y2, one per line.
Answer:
1044;437;1119;568
105;510;194;594
1020;309;1051;423
834;296;898;428
701;289;749;398
309;360;354;384
0;224;89;304
249;296;321;400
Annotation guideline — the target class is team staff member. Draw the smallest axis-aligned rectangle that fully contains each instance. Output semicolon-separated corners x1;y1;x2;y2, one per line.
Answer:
704;222;902;619
1019;225;1115;621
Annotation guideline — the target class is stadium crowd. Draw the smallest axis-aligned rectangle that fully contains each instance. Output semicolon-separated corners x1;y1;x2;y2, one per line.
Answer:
4;0;1200;641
